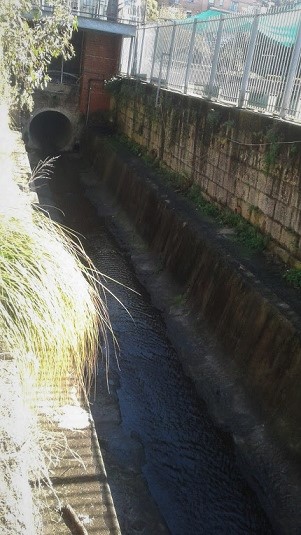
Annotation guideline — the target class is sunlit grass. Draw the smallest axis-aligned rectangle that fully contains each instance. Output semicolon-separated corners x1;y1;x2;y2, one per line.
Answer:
0;208;112;406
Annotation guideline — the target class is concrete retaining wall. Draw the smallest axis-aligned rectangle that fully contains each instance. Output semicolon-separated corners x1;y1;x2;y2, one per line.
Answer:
83;132;301;462
112;79;301;267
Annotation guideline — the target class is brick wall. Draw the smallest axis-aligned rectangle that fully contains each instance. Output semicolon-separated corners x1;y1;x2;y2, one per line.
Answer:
114;80;301;266
79;31;121;117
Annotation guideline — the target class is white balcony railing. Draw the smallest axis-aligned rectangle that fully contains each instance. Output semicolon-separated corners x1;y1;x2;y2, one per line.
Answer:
40;0;146;25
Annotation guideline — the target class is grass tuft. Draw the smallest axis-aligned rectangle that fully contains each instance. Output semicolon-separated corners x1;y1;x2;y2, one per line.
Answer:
283;268;301;288
0;209;112;406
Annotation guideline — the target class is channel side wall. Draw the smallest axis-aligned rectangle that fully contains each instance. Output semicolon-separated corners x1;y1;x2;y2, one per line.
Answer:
110;79;301;267
84;132;301;462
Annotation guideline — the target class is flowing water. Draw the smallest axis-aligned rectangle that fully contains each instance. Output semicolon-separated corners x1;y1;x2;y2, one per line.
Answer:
34;151;273;535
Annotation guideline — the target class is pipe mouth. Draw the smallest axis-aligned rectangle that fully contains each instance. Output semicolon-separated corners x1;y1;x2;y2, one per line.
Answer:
29;111;72;152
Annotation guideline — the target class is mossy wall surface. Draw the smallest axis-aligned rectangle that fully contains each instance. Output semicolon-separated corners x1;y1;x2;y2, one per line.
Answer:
111;79;301;266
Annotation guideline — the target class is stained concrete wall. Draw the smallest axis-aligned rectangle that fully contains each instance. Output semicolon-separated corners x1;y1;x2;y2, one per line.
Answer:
112;79;301;266
83;132;301;464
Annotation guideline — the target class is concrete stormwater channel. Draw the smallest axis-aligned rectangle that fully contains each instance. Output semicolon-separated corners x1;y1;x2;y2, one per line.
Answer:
30;142;299;534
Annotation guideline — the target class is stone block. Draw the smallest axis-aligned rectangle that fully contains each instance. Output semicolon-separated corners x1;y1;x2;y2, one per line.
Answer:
288;208;300;234
270;221;282;242
235;180;250;201
257;192;275;218
257;172;273;196
240;165;258;188
274;201;289;225
240;200;251;221
207;180;217;200
218;151;231;175
222;173;235;195
249;207;265;229
208;148;220;169
247;186;259;206
205;162;216;181
261;217;273;235
200;175;209;192
216;185;228;205
227;193;238;211
268;242;291;264
278;181;293;205
279;227;298;252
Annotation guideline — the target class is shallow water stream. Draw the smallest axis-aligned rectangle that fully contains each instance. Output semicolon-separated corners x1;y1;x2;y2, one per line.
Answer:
35;151;273;535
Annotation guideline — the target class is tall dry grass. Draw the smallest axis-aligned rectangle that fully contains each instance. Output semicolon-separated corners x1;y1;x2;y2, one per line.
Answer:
0;208;112;406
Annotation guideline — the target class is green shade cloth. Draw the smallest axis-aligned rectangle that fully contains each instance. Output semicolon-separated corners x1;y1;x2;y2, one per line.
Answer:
187;7;301;47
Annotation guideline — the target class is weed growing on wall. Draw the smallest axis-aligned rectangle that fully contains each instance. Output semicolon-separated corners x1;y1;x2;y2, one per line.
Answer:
283;268;301;288
264;126;282;174
111;133;268;252
187;184;220;218
187;184;267;251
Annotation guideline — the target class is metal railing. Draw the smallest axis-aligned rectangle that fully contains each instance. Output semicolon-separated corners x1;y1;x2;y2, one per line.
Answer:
121;6;301;122
39;0;146;26
48;70;79;85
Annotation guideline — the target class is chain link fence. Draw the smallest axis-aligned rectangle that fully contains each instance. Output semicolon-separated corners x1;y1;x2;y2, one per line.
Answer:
120;6;301;122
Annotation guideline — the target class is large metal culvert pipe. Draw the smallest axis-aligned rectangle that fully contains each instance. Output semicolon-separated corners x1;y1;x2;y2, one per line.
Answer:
29;111;72;152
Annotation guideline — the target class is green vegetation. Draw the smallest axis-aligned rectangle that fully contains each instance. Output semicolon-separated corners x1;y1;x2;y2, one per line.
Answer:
0;0;107;407
186;184;219;218
0;2;107;407
283;268;301;288
146;0;159;20
171;293;186;307
112;134;267;252
0;0;76;110
188;184;267;251
158;5;186;20
0;4;113;532
0;209;110;404
264;126;282;174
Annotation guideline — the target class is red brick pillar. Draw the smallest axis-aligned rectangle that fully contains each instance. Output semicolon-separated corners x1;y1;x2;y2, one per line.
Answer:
79;31;121;117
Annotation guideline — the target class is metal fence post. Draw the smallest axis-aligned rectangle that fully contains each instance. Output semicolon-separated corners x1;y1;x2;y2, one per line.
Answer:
138;27;146;76
127;36;135;76
131;35;139;75
280;19;301;118
184;19;198;94
156;53;170;106
207;16;224;99
238;13;259;108
150;26;160;82
166;22;176;87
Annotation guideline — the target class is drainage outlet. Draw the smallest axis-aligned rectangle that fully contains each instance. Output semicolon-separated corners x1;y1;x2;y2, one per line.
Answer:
29;111;72;152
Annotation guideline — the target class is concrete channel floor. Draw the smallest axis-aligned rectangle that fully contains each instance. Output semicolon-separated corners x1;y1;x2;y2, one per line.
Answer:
39;402;121;535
